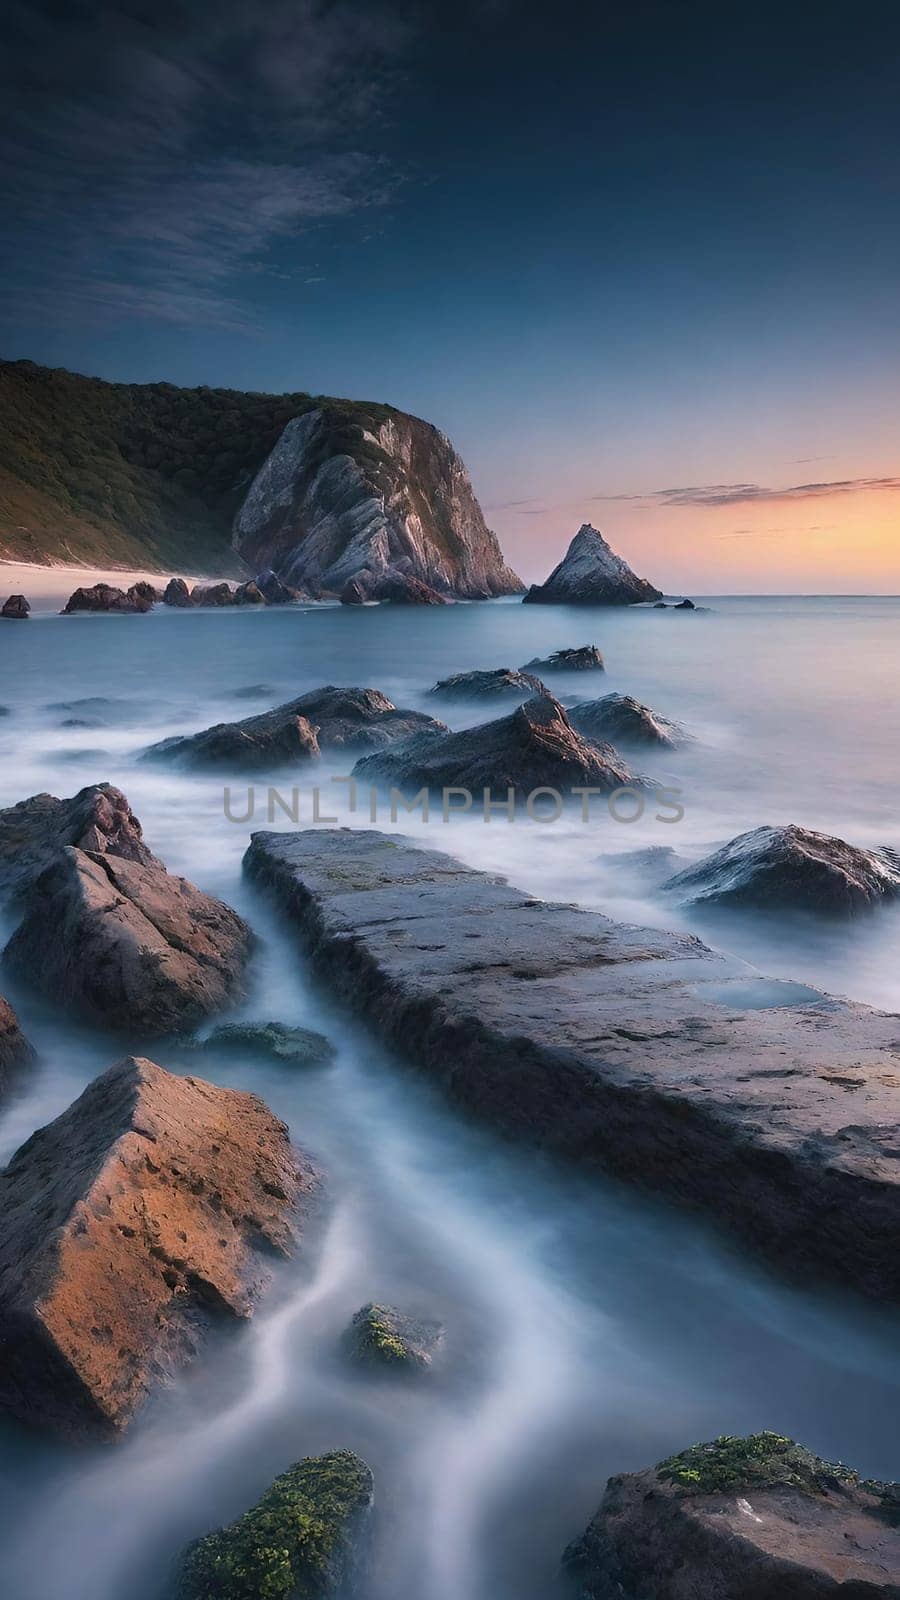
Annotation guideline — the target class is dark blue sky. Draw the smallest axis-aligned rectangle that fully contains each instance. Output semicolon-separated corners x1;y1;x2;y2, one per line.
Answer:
3;1;900;586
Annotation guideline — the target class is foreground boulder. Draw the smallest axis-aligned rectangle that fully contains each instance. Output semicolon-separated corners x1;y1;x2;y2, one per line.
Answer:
523;645;604;672
354;694;639;799
570;693;687;748
664;824;900;916
0;1056;314;1439
0;996;35;1088
175;1450;373;1599
163;577;193;607
523;525;661;606
1;594;29;619
145;686;445;769
564;1432;900;1599
244;829;900;1300
0;782;160;902
4;848;252;1033
430;667;548;702
233;401;523;599
345;1303;443;1371
61;582;152;614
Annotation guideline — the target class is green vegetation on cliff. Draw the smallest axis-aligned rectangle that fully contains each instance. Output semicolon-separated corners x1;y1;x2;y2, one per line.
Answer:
0;359;394;575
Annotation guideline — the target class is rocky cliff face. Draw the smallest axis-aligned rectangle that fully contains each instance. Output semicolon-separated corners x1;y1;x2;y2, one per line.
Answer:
233;404;523;599
523;524;661;605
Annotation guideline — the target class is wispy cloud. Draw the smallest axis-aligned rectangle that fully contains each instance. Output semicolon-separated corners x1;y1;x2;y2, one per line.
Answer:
590;477;900;508
0;1;410;330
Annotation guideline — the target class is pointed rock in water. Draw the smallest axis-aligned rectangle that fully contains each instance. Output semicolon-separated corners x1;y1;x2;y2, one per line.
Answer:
144;685;446;769
4;847;252;1033
430;667;549;702
61;582;152;614
0;1055;315;1439
564;1432;900;1600
191;581;235;606
675;597;696;609
234;579;266;605
164;576;193;606
233;402;523;600
570;693;687;749
523;525;661;606
664;824;900;915
1;594;30;619
345;1303;443;1371
354;694;640;798
523;645;605;672
175;1450;373;1600
201;1021;336;1066
0;781;160;902
0;996;35;1089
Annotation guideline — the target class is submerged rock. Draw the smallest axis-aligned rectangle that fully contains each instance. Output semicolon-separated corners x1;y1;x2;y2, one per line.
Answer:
564;1432;900;1599
0;996;35;1089
523;525;661;606
0;1055;314;1439
175;1450;373;1600
430;667;549;702
200;1020;336;1066
163;577;193;607
0;781;160;902
523;645;605;672
1;594;30;620
243;828;900;1302
354;694;638;799
145;686;445;769
191;581;235;606
345;1303;443;1371
664;824;900;916
61;582;152;614
4;847;252;1033
570;693;687;748
233;402;523;600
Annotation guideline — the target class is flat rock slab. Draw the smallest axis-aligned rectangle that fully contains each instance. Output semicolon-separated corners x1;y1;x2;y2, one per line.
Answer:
0;1055;316;1439
244;828;900;1301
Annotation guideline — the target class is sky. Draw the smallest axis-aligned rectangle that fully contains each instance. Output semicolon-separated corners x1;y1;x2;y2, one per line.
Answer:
2;0;900;592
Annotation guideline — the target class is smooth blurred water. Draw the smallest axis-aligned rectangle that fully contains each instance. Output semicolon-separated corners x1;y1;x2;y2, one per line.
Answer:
0;592;898;1600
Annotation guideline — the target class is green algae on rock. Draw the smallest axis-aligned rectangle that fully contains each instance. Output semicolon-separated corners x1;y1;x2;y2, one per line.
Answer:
344;1303;443;1372
175;1450;373;1600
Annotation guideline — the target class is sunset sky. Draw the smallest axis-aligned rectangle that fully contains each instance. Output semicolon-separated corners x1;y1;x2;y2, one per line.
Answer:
2;0;899;591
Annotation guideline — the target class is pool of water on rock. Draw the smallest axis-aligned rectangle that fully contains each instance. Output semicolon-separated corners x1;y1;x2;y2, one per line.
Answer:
0;592;899;1599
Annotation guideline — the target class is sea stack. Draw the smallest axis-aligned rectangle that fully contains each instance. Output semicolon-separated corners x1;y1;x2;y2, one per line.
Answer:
523;524;661;605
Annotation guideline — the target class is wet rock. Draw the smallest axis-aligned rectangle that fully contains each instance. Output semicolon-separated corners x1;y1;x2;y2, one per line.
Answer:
174;1450;373;1599
4;847;252;1033
570;693;687;748
163;577;193;607
243;828;900;1301
0;781;160;902
127;581;159;604
345;1303;443;1371
200;1020;336;1066
234;579;266;605
61;582;152;614
255;568;307;604
354;694;638;799
0;996;35;1089
430;667;549;702
598;845;689;889
191;581;235;606
340;576;372;605
375;572;450;605
653;600;669;608
0;1055;315;1439
523;525;661;606
1;594;30;620
564;1432;900;1599
523;645;604;672
145;686;445;768
675;597;696;609
664;824;900;916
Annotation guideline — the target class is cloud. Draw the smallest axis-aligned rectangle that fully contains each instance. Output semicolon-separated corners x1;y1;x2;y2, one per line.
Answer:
590;478;900;508
0;0;411;330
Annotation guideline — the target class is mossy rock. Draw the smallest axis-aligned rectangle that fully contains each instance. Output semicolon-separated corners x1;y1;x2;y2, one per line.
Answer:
202;1022;336;1067
657;1431;867;1498
174;1449;373;1599
344;1303;443;1372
